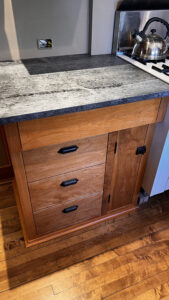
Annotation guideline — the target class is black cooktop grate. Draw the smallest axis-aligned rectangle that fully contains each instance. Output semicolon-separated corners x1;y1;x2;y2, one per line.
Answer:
124;52;168;65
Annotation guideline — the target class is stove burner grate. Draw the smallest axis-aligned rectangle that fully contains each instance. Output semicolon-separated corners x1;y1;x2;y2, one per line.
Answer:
118;52;169;83
133;57;166;65
123;52;168;65
152;65;169;76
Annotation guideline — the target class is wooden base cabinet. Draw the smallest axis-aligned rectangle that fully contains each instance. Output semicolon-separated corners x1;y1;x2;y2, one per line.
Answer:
4;98;168;247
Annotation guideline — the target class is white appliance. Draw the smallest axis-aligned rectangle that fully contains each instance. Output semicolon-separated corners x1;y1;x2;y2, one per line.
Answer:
142;104;169;196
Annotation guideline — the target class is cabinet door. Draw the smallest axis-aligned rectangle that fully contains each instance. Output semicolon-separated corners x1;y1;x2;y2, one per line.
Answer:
102;125;154;213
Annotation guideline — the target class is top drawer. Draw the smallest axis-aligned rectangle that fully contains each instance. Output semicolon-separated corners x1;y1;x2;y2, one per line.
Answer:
18;99;160;151
23;134;107;182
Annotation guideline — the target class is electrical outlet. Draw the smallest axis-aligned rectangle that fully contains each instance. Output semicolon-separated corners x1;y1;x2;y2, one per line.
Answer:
38;39;52;49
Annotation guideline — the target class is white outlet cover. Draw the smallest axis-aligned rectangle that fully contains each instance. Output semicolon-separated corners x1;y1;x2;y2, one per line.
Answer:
38;39;52;49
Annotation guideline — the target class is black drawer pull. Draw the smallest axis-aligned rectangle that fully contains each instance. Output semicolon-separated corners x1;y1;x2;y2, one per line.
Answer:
58;145;78;154
62;205;78;214
61;178;78;187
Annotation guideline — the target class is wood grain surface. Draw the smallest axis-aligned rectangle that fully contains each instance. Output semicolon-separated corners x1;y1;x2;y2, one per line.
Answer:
156;96;169;123
3;123;137;246
23;134;107;182
4;123;37;243
18;98;161;151
102;132;117;215
34;192;103;235
107;125;148;210
29;164;105;212
1;182;169;299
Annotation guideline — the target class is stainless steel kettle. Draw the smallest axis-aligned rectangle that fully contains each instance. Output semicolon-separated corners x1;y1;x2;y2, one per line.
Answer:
132;17;169;61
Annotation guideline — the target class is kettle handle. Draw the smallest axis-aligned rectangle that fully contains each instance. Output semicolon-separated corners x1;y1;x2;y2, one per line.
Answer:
142;17;169;39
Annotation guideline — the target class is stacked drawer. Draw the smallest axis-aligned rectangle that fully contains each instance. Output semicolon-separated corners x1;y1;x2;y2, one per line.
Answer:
22;134;108;234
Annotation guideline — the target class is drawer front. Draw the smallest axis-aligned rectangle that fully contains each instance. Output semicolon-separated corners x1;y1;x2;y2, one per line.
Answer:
34;193;102;235
29;164;105;212
23;134;107;182
18;99;161;151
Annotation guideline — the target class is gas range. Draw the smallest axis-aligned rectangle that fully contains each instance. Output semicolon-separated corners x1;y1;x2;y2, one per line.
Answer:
117;52;169;84
113;9;169;85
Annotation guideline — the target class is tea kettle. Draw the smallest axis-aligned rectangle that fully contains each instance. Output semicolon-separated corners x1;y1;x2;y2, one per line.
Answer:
132;17;169;61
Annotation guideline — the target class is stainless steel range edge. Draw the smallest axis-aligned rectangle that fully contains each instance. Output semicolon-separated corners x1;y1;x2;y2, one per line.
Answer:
113;10;169;84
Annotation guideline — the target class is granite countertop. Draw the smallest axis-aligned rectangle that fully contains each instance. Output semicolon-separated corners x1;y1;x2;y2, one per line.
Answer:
0;54;169;124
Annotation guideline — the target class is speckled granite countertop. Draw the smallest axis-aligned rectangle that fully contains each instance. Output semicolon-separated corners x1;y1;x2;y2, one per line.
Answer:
0;54;169;124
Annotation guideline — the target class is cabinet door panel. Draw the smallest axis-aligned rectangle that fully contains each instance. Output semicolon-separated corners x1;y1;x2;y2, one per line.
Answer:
104;126;148;212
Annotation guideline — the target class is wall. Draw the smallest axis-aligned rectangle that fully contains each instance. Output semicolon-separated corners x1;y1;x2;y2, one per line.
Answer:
0;0;122;61
91;0;120;55
0;0;89;61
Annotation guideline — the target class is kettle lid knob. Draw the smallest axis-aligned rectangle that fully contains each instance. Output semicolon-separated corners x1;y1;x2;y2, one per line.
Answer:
151;29;156;34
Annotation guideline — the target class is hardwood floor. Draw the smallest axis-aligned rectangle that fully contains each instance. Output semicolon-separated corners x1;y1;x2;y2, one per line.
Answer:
0;182;169;299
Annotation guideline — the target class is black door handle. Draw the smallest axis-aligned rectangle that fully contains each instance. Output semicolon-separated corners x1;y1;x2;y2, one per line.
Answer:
62;205;78;214
136;146;146;155
58;145;78;154
60;178;78;187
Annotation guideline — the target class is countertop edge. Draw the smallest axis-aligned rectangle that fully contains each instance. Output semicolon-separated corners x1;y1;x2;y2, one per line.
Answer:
1;90;169;125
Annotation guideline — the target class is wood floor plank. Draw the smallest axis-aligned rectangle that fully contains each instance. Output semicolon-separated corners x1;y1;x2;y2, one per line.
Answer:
106;268;169;300
0;231;24;262
0;213;168;291
3;237;168;299
0;206;21;235
0;285;55;300
0;221;115;262
114;236;152;256
53;235;169;295
151;228;169;243
0;250;117;299
0;183;16;210
133;282;169;300
114;225;169;256
20;286;55;300
1;202;169;291
52;241;169;299
0;236;118;292
53;261;166;300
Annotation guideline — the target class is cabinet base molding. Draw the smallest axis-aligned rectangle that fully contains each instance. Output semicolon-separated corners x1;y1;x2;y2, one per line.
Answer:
26;204;138;247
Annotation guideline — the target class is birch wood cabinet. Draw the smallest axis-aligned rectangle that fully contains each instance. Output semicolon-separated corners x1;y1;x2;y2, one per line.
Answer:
4;98;168;247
